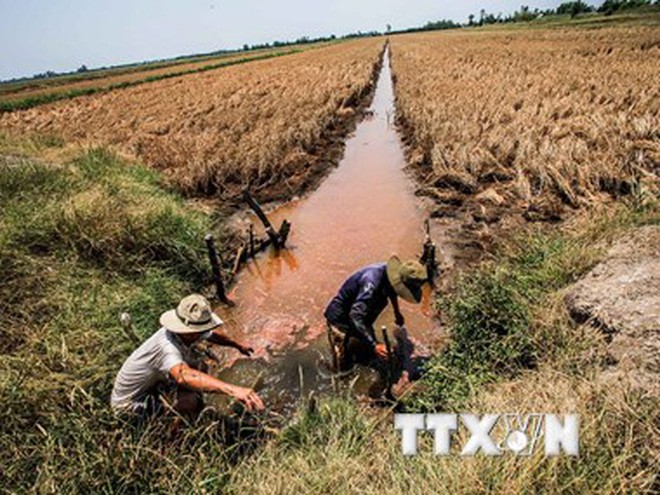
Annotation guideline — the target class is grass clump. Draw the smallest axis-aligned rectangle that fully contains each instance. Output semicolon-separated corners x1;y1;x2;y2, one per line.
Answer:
0;145;239;492
2;148;208;280
407;229;602;410
227;398;376;494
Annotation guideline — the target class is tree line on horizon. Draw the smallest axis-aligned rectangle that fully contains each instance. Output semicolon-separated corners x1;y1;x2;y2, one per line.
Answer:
7;0;658;84
462;0;658;26
238;0;660;48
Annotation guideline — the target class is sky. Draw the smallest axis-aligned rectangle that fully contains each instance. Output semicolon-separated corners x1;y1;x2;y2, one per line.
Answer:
0;0;597;81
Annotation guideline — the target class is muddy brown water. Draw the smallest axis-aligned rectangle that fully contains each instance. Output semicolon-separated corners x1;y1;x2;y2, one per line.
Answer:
211;48;444;412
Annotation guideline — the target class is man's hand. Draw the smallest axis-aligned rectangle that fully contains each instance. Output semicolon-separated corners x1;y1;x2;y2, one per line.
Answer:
208;330;254;356
237;343;255;357
170;363;265;411
394;312;405;327
230;385;265;411
374;343;390;360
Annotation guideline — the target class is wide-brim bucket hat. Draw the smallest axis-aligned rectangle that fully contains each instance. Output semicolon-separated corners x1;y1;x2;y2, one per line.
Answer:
386;255;427;304
160;294;223;334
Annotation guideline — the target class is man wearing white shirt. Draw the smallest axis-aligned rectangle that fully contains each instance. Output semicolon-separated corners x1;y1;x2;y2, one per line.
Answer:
111;294;264;417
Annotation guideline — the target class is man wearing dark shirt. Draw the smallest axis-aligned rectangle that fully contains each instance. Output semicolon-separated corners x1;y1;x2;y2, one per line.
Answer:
324;255;427;367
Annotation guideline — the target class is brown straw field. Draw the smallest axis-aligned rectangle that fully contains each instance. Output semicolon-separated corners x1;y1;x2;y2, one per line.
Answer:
0;39;383;200
390;27;659;220
0;47;299;105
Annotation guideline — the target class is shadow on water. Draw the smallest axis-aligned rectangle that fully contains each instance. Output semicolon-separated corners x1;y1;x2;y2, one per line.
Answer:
211;47;444;414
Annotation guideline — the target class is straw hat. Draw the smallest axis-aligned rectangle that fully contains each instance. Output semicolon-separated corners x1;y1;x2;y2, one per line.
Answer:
386;255;427;304
160;294;223;334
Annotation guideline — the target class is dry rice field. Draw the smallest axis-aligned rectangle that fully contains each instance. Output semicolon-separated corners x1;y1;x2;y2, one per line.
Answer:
0;39;383;200
0;47;298;104
390;27;660;219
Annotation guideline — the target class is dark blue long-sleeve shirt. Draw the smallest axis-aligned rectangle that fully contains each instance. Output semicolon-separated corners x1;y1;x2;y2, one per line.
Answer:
324;263;396;348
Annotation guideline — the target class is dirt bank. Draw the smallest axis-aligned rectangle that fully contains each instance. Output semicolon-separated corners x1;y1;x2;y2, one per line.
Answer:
566;225;659;395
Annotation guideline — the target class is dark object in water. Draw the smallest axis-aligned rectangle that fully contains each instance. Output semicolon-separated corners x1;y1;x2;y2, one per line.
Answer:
419;219;438;283
205;234;234;306
243;190;291;249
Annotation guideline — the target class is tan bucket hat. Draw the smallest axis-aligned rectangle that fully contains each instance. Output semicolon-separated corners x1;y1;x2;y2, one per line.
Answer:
159;294;223;334
386;255;427;304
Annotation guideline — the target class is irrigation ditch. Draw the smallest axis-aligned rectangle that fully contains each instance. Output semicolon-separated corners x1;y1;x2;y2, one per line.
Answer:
189;44;477;414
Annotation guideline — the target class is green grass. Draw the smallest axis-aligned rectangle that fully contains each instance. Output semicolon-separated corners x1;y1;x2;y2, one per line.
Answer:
406;200;658;411
404;231;601;410
0;143;247;492
1;137;657;492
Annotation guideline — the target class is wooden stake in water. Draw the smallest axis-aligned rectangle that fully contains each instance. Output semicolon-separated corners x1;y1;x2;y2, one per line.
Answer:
205;234;234;306
381;325;394;395
420;218;437;284
243;190;282;248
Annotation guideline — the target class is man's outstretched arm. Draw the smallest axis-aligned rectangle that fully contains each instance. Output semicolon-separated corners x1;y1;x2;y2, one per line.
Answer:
169;363;264;411
349;280;389;360
207;328;254;356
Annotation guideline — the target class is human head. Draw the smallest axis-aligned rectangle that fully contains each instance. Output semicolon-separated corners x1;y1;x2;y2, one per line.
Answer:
159;294;223;342
386;255;428;303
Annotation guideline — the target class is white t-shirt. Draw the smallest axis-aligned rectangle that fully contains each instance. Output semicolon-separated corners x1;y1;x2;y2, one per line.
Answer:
111;327;197;411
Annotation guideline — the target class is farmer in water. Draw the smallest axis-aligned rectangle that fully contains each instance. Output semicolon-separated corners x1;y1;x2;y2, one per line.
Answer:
111;294;264;417
324;255;428;369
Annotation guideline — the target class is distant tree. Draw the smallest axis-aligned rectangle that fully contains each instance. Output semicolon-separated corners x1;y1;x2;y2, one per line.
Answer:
468;13;475;25
557;1;593;17
598;0;651;14
422;19;460;31
477;11;499;24
242;44;249;51
386;23;392;33
77;64;88;73
512;4;537;21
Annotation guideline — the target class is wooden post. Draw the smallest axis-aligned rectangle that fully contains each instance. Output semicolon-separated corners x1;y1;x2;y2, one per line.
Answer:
205;234;234;306
420;218;437;283
243;190;282;248
278;220;292;246
307;390;317;415
232;243;247;276
381;325;394;395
